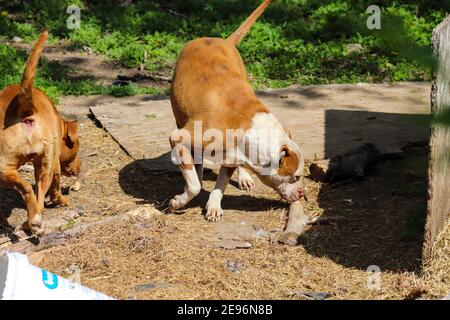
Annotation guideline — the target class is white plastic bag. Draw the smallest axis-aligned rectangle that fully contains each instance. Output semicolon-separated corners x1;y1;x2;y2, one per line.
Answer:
0;252;113;300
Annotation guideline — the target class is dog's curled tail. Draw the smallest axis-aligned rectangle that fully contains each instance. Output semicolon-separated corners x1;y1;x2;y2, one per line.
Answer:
20;30;48;97
227;0;273;46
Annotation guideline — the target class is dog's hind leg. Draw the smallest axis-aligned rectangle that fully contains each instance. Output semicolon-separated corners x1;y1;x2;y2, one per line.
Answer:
48;161;69;207
0;170;43;235
205;166;236;222
33;152;55;213
169;138;201;210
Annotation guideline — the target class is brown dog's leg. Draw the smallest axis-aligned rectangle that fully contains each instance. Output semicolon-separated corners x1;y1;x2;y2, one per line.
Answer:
33;155;54;213
48;163;69;207
205;166;236;222
0;170;43;235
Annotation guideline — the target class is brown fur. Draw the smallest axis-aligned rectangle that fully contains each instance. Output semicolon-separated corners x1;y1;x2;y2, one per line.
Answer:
171;37;268;149
0;31;81;235
278;145;299;176
169;0;305;212
170;0;274;151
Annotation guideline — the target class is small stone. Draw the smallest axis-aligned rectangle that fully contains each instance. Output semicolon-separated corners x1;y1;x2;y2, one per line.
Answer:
12;36;23;43
216;239;252;250
63;209;80;220
82;46;93;54
71;181;82;191
346;43;363;53
19;164;34;173
134;282;173;292
225;260;242;273
293;291;333;300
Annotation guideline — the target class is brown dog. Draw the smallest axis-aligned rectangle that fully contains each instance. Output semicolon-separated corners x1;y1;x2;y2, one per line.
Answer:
170;0;305;221
0;31;81;235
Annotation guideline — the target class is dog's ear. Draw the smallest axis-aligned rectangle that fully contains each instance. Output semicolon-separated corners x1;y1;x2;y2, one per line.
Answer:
64;121;79;148
278;145;299;176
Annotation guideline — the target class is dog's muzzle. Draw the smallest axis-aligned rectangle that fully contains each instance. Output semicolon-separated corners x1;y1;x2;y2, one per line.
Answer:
278;180;305;203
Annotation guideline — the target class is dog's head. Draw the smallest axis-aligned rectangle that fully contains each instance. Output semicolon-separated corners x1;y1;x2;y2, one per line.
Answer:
255;139;305;203
245;115;305;203
60;120;81;177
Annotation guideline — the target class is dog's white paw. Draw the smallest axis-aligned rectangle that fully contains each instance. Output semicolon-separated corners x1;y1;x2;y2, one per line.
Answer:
238;171;255;191
205;202;223;222
169;194;187;210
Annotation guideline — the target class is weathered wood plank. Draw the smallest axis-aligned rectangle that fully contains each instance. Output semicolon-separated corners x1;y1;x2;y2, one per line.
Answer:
424;16;450;260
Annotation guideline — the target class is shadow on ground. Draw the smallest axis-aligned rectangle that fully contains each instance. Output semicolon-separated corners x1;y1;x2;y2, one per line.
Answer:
118;152;284;215
0;189;27;240
300;109;429;272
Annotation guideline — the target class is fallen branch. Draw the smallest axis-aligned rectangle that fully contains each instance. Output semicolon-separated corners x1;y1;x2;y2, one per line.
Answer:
278;201;311;246
309;143;382;183
0;206;162;255
117;72;172;83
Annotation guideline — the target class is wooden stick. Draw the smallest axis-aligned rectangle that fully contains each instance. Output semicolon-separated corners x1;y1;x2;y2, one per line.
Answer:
278;201;311;246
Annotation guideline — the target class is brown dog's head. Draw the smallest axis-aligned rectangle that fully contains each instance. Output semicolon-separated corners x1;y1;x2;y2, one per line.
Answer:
255;141;305;203
244;113;305;203
60;120;81;177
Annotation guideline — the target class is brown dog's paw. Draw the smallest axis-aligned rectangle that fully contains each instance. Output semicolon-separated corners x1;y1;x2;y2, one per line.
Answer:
52;195;70;207
22;215;45;236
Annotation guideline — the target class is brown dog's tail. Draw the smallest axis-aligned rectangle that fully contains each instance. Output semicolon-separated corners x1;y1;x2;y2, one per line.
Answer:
20;31;48;97
227;0;273;46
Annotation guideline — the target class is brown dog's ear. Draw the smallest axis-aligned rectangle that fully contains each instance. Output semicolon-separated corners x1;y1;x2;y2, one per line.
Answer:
64;121;79;148
278;145;299;176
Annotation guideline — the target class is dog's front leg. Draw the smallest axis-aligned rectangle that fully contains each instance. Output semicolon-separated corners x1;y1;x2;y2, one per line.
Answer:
169;141;202;210
205;166;236;222
0;170;43;235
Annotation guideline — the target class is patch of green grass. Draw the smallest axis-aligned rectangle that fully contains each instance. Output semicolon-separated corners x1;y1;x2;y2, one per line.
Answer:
0;0;448;99
0;44;165;103
59;219;76;231
145;113;157;119
106;84;166;97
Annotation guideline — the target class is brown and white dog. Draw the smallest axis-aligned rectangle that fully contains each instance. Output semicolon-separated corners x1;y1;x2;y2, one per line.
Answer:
0;31;81;235
169;0;304;221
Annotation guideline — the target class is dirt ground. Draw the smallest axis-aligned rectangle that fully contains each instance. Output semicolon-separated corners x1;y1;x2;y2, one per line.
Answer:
0;112;446;299
1;115;441;299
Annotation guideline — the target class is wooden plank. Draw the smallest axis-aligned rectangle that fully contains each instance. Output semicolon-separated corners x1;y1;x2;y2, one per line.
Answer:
424;17;450;260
